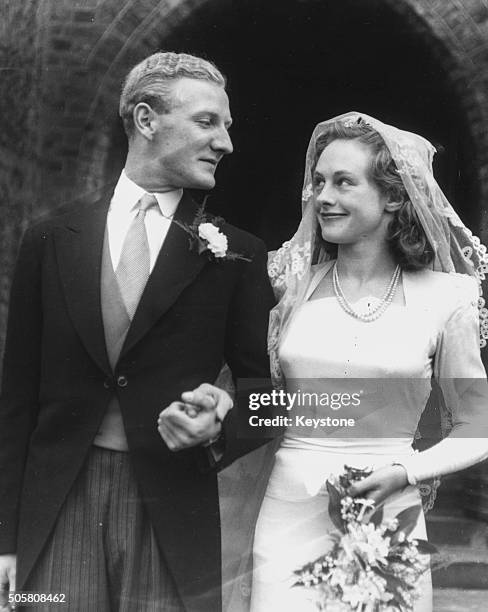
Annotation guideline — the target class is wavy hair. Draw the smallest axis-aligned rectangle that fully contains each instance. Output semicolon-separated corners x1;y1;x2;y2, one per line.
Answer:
313;120;434;270
119;51;226;137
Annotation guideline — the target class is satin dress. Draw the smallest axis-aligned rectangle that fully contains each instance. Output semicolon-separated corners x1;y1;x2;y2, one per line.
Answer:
250;264;485;612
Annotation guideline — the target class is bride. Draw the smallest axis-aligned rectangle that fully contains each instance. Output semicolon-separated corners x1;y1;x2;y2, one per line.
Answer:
249;112;488;612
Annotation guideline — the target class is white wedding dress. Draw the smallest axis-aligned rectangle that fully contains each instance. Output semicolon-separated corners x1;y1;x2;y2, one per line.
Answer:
250;263;488;612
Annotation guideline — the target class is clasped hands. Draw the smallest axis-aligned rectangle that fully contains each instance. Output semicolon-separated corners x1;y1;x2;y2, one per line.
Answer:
158;383;233;451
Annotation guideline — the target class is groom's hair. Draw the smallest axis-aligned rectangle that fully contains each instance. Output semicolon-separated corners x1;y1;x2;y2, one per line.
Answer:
119;51;226;137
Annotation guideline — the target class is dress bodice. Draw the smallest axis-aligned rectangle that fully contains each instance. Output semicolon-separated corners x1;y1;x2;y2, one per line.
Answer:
277;262;484;450
251;264;486;612
280;297;435;380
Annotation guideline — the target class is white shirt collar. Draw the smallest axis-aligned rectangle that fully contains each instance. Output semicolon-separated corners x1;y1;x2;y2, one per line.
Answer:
111;170;182;218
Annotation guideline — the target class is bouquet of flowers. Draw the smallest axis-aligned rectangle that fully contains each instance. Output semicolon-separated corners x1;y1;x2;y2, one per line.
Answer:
294;466;438;611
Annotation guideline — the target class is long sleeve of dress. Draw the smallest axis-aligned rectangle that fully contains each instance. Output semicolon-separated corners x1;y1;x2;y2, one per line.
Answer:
399;274;488;483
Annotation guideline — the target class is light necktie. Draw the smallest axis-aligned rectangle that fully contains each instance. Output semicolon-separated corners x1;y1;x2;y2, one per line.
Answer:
116;193;158;320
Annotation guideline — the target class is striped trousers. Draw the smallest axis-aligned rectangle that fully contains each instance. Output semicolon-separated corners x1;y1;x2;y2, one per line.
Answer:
23;447;184;611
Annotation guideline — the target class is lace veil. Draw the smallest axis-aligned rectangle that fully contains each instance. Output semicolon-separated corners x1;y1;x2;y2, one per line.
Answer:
218;113;488;608
267;111;488;509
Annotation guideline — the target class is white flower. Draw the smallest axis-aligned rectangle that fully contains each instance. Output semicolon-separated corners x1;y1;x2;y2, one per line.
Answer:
198;222;228;258
302;183;314;202
343;116;361;128
341;582;368;608
343;523;390;565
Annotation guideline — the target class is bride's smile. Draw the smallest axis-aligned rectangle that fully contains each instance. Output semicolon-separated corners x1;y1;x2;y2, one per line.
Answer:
313;138;396;248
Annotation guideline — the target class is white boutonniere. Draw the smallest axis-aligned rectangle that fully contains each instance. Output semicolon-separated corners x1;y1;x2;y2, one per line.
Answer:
174;202;251;262
197;222;228;258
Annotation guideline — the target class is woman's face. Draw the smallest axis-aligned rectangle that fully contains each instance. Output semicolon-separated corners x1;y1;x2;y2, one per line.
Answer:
313;139;390;248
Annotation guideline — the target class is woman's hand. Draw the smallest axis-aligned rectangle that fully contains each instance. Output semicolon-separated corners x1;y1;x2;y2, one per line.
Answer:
347;464;409;517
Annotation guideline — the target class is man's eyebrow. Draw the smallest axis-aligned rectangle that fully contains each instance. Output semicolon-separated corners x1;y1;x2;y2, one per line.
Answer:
193;110;232;127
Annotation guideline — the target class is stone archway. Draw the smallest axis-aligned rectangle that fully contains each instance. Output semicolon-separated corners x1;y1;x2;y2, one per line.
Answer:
1;0;488;552
2;0;488;349
70;0;488;243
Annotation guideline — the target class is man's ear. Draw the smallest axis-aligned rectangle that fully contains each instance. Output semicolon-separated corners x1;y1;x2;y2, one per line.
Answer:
384;198;403;213
132;102;156;140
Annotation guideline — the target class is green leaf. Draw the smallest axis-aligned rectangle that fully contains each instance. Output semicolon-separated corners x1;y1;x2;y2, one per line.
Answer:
194;201;208;225
415;539;438;555
369;505;384;527
326;481;346;533
197;240;208;255
373;567;410;606
394;504;421;538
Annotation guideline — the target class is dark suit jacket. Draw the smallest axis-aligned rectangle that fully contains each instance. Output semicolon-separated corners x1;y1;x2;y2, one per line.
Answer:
0;188;275;611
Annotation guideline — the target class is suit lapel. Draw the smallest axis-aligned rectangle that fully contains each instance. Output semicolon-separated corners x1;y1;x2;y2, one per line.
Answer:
54;189;113;377
121;192;208;357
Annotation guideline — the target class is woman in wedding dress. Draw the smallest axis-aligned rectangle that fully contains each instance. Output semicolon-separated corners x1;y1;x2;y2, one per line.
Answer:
249;113;488;612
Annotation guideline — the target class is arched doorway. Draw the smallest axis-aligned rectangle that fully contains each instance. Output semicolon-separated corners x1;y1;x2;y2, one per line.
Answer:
92;0;485;530
101;0;480;250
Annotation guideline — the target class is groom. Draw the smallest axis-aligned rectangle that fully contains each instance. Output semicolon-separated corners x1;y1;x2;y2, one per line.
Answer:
0;52;274;611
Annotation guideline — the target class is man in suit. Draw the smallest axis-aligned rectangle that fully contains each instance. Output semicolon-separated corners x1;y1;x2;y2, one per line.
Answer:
0;52;274;611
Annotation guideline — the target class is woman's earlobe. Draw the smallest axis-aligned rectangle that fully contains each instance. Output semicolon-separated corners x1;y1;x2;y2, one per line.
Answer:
385;199;403;213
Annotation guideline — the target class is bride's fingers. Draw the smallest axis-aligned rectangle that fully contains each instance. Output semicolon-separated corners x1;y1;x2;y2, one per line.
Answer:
347;474;375;497
356;491;389;523
354;497;375;522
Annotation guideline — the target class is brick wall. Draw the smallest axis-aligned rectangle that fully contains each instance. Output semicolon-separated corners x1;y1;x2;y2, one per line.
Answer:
0;0;43;359
394;0;488;235
36;0;210;207
30;0;488;226
2;0;488;353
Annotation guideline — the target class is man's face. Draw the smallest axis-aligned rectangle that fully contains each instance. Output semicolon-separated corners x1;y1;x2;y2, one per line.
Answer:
151;77;233;190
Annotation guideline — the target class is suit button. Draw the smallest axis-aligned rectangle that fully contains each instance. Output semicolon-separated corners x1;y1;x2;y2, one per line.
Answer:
117;375;128;388
103;379;112;389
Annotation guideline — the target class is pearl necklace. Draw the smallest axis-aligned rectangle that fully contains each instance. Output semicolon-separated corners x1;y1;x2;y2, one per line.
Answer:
332;263;401;322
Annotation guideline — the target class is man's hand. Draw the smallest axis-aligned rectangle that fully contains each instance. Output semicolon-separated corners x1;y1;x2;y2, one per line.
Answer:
158;384;233;451
0;554;16;612
347;465;409;520
181;383;233;422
